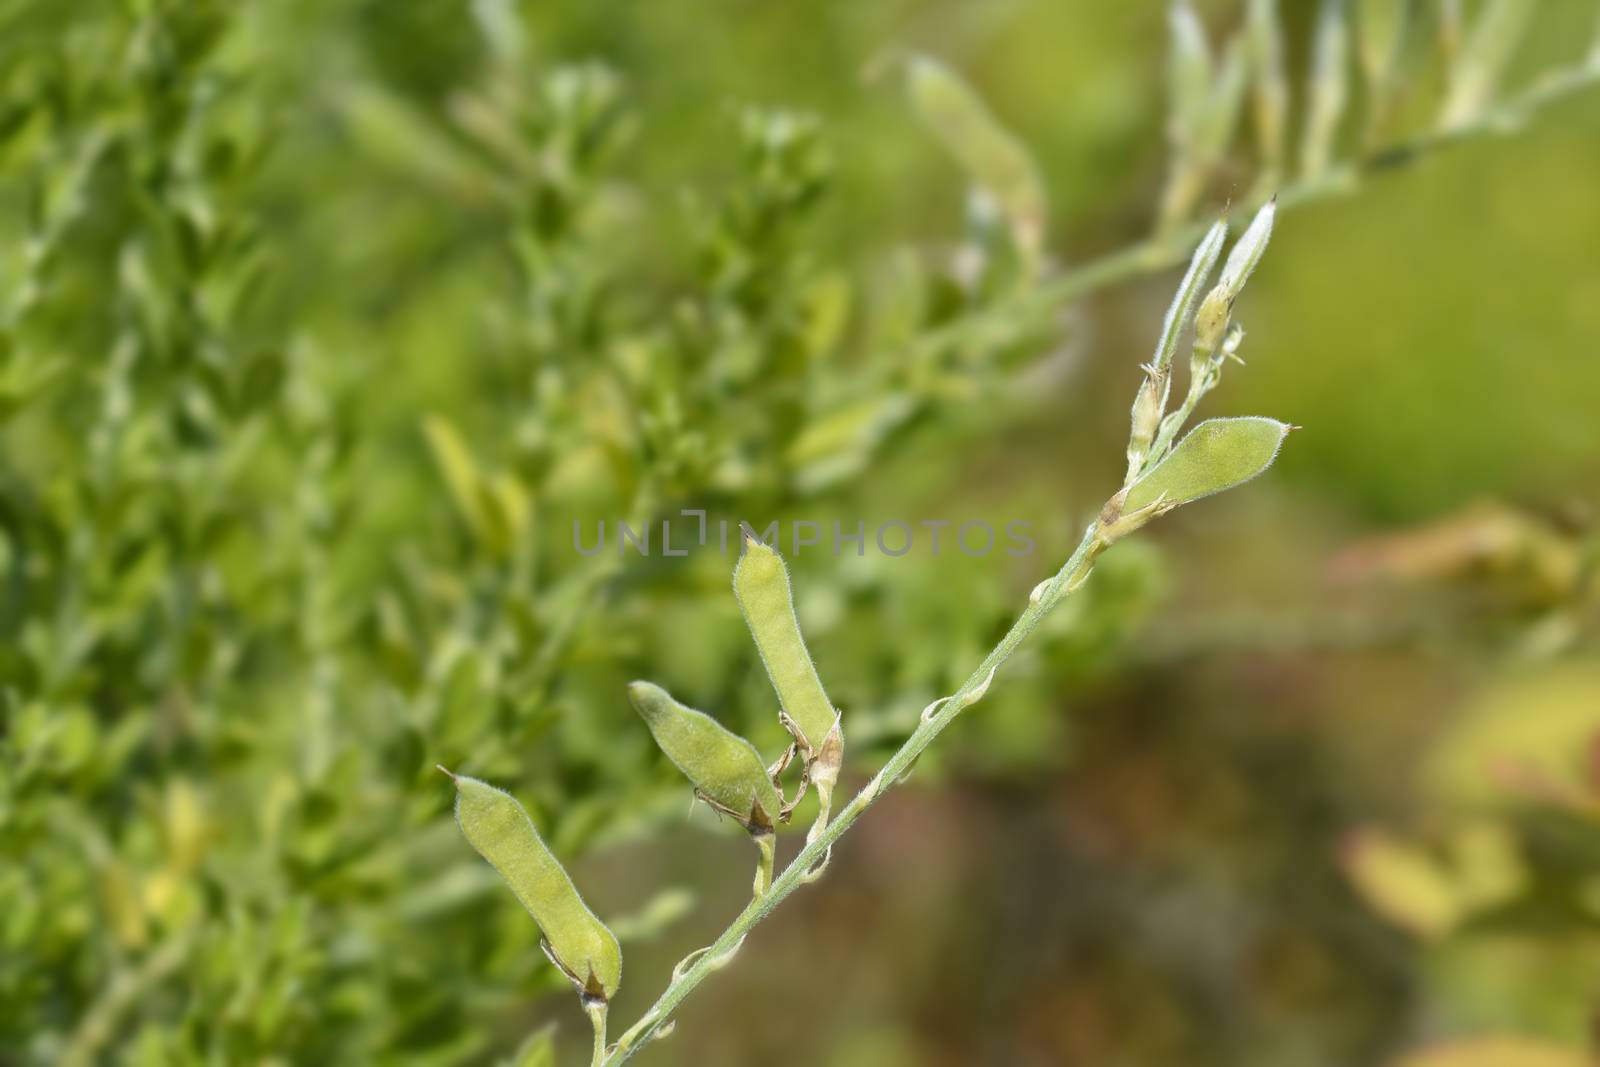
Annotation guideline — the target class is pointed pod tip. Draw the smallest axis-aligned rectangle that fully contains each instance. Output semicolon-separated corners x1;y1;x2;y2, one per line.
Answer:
737;523;779;558
627;681;681;729
436;764;458;782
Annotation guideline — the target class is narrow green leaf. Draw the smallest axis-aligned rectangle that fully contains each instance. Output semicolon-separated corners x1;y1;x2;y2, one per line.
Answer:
628;681;782;832
423;414;487;538
1124;416;1290;512
448;773;623;1001
906;54;1047;252
732;532;838;757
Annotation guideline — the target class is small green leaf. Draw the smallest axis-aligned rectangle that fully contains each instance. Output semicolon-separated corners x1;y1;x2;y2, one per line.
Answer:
731;533;838;758
1125;416;1290;513
628;681;782;832
447;773;622;1001
505;1025;557;1067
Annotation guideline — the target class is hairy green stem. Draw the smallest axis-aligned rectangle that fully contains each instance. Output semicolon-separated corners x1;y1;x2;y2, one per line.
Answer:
587;1002;608;1067
601;529;1106;1064
751;832;776;898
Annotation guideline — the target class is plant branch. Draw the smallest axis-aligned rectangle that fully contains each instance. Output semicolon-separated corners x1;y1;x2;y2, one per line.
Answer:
588;1002;608;1067
590;59;1600;1067
600;530;1107;1064
910;60;1600;361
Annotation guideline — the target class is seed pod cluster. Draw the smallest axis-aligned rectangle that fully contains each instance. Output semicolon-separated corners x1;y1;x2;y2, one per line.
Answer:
447;773;622;1003
628;681;783;833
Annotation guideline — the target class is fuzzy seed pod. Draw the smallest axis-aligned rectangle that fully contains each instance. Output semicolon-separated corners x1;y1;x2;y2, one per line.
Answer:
906;54;1046;255
629;681;783;833
1218;199;1276;297
1124;416;1291;514
1194;285;1232;354
732;532;839;761
448;773;622;1002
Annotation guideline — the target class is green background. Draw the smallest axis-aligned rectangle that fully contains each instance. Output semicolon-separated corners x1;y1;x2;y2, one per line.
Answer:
3;1;1598;1065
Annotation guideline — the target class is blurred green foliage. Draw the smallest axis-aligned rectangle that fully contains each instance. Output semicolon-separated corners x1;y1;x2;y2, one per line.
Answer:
1;0;1598;1064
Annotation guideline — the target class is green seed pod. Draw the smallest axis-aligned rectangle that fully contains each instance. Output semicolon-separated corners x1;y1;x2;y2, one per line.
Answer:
447;773;622;1002
1152;220;1227;375
905;54;1046;254
629;681;783;832
1195;199;1276;353
1167;1;1214;147
1125;366;1166;476
1193;285;1232;355
732;531;838;760
1246;0;1289;180
1440;0;1535;129
1300;0;1349;176
1217;198;1275;299
1124;416;1291;514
